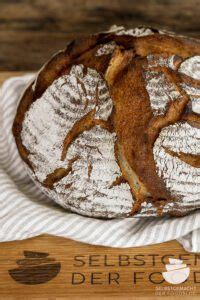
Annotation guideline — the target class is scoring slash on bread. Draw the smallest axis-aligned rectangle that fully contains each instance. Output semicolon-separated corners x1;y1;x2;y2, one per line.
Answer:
13;26;200;218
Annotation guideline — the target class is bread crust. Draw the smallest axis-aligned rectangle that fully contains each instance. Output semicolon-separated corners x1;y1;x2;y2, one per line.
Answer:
13;27;200;218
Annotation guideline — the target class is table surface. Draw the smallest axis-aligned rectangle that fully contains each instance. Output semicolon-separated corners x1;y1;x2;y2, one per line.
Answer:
0;0;200;71
0;68;200;299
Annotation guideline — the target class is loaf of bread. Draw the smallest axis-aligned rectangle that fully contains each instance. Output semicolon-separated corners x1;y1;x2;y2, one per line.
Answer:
13;26;200;218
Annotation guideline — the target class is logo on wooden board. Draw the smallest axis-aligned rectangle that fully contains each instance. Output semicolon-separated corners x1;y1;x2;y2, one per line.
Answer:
7;251;198;295
8;251;61;285
162;258;190;285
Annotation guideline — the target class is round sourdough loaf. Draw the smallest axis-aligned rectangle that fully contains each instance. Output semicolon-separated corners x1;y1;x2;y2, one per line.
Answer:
13;26;200;218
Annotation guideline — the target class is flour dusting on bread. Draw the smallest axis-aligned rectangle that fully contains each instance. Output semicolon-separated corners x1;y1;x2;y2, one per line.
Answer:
109;25;155;36
179;56;200;80
21;64;135;218
154;122;200;205
22;65;113;180
95;41;116;56
145;55;180;115
179;56;200;114
54;126;133;217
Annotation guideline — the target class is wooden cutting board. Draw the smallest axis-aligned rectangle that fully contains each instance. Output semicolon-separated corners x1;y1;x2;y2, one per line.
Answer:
0;72;199;299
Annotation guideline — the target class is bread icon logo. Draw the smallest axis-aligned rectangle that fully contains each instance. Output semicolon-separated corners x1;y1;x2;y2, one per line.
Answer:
8;251;61;285
162;258;190;284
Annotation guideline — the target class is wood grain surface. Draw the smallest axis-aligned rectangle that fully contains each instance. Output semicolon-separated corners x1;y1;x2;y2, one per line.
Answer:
0;234;200;299
0;0;200;71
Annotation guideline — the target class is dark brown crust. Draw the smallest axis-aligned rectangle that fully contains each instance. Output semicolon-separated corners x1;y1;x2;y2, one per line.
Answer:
109;57;173;213
13;28;200;218
163;147;200;168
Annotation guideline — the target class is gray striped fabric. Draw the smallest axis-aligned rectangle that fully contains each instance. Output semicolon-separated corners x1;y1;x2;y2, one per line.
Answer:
0;74;200;252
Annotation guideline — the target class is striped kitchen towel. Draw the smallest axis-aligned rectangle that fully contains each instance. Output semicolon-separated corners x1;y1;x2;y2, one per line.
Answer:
0;74;200;252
